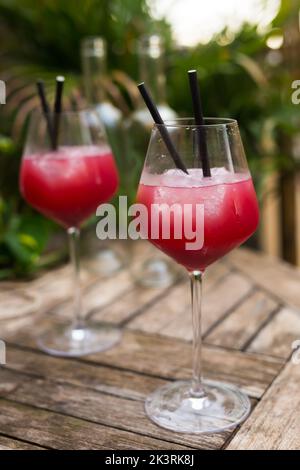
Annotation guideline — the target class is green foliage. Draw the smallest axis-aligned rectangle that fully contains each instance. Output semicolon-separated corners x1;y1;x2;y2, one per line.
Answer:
0;0;168;279
0;0;299;278
0;202;53;278
0;133;56;277
167;22;300;185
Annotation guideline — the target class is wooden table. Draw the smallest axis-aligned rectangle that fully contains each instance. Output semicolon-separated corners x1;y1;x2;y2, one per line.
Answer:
0;242;300;450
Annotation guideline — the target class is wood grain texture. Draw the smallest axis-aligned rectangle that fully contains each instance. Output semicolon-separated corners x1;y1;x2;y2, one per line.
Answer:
5;346;167;401
247;307;300;358
227;360;300;450
52;268;134;320
0;283;41;321
85;331;283;399
258;171;281;258
89;282;173;326
1;243;300;450
206;290;279;349
227;248;300;310
128;262;232;335
0;435;45;450
0;368;227;450
160;273;252;340
0;398;187;450
28;262;98;313
6;328;284;399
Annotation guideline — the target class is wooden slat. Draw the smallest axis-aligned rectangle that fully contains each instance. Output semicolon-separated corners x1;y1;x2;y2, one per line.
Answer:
40;241;173;324
89;282;173;325
0;240;152;324
86;331;283;399
3;242;300;449
0;435;45;450
0;314;39;341
160;273;252;340
29;263;99;312
6;346;166;401
0;263;100;328
52;269;134;320
247;307;300;359
6;329;283;399
128;281;189;333
3;263;228;343
227;360;300;450
280;173;297;264
0;368;227;450
0;284;41;321
206;290;279;350
295;173;300;266
227;248;300;310
128;262;231;335
0;397;186;450
258;171;281;258
86;240;178;323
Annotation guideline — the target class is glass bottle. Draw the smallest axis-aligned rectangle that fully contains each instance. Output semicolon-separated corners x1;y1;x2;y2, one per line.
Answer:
80;36;124;274
125;34;179;287
81;37;122;132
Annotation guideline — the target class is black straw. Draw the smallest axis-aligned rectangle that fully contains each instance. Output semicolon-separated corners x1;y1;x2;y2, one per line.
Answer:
36;80;55;149
137;82;188;174
188;70;211;177
53;75;65;150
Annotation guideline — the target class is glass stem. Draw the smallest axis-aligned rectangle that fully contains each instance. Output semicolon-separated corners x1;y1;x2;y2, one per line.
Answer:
190;270;206;397
67;227;84;330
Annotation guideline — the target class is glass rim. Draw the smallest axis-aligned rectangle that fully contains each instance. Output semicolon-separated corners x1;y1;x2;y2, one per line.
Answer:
154;117;238;129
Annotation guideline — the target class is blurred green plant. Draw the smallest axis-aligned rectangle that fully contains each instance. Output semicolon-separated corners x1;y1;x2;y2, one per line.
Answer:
167;22;300;184
0;0;299;278
0;134;56;278
0;0;169;278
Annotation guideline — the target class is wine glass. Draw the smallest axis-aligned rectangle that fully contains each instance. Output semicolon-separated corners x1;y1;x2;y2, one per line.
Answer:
136;118;259;433
20;109;121;356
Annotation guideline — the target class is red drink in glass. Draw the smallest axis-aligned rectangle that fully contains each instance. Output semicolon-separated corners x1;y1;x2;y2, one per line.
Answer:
20;108;122;357
139;118;260;434
137;168;259;272
20;145;119;228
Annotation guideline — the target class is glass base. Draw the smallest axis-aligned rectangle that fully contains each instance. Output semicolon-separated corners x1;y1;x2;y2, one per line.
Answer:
86;247;123;276
145;379;251;434
138;258;177;288
37;323;121;357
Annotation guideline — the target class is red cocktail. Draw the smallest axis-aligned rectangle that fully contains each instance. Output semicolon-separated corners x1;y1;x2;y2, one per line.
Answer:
137;167;259;272
138;118;259;434
20;145;118;228
20;109;121;357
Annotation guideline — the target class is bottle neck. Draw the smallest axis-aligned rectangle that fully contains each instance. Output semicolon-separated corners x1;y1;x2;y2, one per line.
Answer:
139;53;166;104
81;46;106;105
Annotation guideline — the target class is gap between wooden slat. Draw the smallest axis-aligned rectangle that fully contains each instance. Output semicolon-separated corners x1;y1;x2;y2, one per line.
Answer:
5;328;285;401
0;397;191;450
226;359;300;450
241;306;282;352
0;388;222;450
203;284;255;340
0;432;48;450
205;289;281;351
